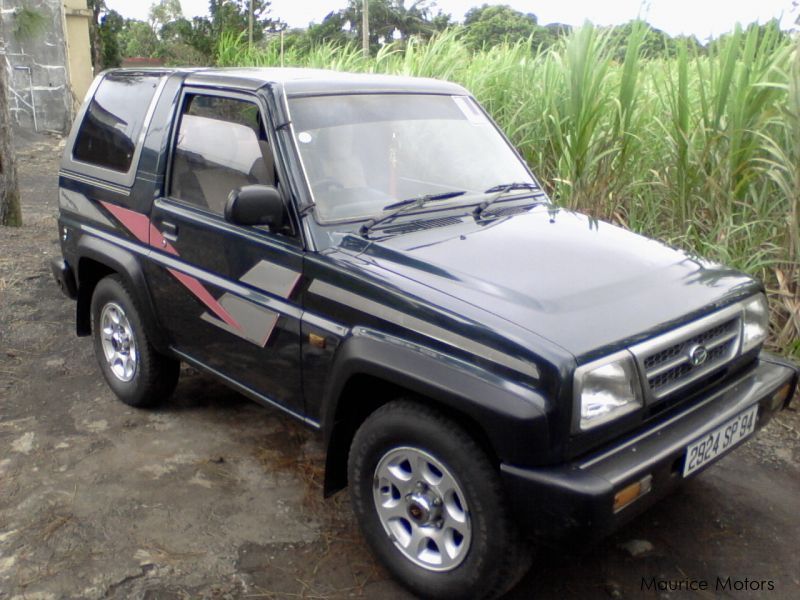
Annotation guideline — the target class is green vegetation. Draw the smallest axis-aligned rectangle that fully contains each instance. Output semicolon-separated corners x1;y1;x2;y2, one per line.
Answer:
219;24;800;357
461;4;555;50
90;0;284;69
95;2;715;69
13;5;47;40
87;0;799;358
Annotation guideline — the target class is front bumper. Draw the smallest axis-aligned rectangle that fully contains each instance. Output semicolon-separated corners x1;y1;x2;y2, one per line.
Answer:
501;353;798;542
50;258;78;300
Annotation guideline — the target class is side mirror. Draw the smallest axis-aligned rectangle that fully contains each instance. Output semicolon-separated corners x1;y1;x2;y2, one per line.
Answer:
225;185;284;228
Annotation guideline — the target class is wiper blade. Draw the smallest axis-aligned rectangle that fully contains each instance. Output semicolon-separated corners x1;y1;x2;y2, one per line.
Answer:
474;182;541;218
382;190;466;210
483;182;539;194
359;190;466;237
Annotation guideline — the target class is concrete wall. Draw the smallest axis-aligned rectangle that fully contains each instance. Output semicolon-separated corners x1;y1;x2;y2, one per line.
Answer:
0;0;79;133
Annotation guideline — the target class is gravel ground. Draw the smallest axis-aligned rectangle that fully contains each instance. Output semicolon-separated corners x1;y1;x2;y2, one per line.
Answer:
1;134;798;599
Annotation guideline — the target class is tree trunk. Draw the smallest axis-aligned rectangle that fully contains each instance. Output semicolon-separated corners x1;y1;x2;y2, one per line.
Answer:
88;0;102;71
362;0;370;58
0;12;23;228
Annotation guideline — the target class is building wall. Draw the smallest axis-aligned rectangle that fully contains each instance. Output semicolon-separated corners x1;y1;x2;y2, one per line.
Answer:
0;0;90;134
63;0;92;109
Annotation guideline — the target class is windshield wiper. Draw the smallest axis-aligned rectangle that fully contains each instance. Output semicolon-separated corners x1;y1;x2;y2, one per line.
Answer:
359;190;466;237
473;182;541;219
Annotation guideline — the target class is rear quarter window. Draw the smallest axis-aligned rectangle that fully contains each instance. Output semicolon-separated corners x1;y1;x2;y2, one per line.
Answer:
72;73;161;173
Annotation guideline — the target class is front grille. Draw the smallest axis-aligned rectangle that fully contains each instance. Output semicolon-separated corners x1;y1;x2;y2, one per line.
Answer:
631;306;742;401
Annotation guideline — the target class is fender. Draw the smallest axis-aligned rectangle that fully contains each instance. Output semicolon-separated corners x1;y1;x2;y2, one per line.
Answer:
75;234;170;353
321;328;550;495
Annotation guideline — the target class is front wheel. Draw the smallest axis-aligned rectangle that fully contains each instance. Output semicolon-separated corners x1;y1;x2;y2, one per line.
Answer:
348;400;531;599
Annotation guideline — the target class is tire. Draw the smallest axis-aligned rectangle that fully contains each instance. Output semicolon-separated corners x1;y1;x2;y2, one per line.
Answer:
90;275;179;408
348;400;531;600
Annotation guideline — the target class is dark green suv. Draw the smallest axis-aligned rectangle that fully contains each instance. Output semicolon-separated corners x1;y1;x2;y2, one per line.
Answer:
52;68;798;599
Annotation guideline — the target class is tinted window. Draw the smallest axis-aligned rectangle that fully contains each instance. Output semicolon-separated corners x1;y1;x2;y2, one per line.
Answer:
170;95;276;214
73;73;160;172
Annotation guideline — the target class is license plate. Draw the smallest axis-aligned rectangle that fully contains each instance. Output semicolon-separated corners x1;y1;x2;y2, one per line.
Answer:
683;405;758;477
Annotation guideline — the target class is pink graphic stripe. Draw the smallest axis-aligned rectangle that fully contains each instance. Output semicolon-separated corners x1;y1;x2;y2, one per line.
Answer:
148;224;179;256
260;316;280;347
168;268;242;330
100;201;151;244
284;273;302;300
100;200;241;331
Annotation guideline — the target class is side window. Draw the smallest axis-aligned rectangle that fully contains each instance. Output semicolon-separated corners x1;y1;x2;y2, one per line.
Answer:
73;73;160;172
170;94;277;215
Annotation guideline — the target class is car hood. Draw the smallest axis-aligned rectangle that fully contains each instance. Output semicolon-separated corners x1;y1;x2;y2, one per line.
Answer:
336;206;758;358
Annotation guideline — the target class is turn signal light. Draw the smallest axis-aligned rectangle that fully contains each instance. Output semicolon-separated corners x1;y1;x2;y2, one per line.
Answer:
309;332;326;349
770;382;793;410
613;475;652;513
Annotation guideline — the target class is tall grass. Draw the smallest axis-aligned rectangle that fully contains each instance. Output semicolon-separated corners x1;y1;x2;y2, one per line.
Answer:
218;27;800;359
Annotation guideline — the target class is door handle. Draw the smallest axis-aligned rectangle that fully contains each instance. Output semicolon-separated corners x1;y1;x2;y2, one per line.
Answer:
160;221;178;243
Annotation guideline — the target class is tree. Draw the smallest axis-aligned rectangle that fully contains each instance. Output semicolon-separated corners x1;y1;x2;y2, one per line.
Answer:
122;19;160;58
381;0;438;38
149;0;183;32
308;1;442;51
0;12;22;227
85;1;123;70
462;4;540;50
208;0;282;41
87;0;106;70
98;10;124;68
604;20;694;61
305;11;351;47
115;1;218;65
430;10;453;32
179;17;217;60
158;17;216;65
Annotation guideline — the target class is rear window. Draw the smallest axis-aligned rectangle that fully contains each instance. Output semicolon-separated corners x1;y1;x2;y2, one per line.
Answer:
72;73;161;173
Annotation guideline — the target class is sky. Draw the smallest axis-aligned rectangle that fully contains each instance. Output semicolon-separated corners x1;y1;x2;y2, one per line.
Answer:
105;0;799;40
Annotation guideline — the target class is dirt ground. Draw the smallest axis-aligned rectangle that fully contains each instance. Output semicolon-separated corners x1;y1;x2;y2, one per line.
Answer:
1;134;799;600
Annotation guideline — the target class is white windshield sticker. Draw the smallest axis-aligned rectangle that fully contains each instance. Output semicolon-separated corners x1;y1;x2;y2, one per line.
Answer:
452;96;489;125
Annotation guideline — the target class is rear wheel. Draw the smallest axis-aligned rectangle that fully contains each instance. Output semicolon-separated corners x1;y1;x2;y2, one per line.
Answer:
348;400;531;599
91;275;179;407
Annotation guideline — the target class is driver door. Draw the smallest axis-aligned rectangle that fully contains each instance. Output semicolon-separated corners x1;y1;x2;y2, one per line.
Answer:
145;89;306;417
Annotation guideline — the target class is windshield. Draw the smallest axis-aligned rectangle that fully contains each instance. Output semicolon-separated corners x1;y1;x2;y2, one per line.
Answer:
288;94;534;223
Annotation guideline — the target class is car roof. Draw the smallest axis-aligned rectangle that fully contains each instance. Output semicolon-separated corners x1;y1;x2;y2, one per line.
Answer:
106;67;468;96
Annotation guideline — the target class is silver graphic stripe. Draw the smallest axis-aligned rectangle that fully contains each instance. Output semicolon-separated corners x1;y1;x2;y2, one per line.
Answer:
308;281;538;379
240;260;300;298
201;293;280;347
59;170;131;196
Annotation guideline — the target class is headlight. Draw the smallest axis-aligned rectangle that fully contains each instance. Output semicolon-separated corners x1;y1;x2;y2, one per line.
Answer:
741;294;769;353
574;351;642;431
